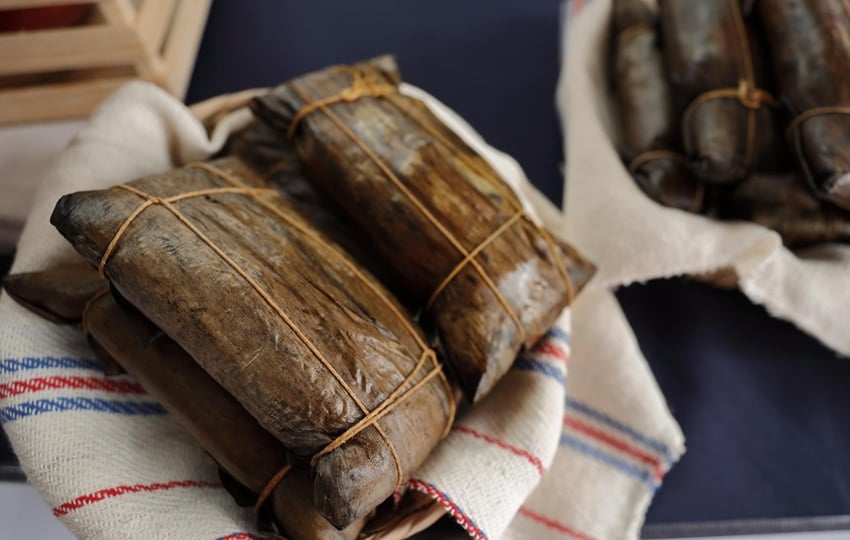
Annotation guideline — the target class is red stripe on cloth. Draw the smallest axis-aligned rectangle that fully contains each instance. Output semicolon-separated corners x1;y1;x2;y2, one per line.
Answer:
408;479;487;540
534;342;570;366
563;416;664;480
571;0;586;16
453;425;545;476
518;507;596;540
0;376;145;399
52;479;222;516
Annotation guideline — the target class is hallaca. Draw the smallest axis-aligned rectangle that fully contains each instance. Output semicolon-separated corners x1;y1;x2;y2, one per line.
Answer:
757;0;850;210
660;0;781;183
252;55;595;403
612;0;703;211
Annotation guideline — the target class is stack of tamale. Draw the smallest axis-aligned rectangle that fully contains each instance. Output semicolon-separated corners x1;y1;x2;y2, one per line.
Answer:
611;0;850;248
5;58;594;537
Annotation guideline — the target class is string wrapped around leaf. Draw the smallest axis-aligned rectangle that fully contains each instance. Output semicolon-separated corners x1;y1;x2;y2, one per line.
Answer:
612;0;703;211
4;262;365;540
757;0;850;210
660;0;783;184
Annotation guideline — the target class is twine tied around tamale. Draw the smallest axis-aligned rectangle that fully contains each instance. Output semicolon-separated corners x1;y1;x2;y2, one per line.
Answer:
784;106;850;186
285;67;578;347
79;287;111;334
681;0;777;174
96;161;456;502
627;149;705;213
287;70;396;140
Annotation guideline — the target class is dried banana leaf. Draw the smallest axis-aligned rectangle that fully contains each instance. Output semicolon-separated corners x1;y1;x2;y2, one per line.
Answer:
714;173;850;248
613;0;703;211
3;261;105;323
660;0;781;183
227;121;410;303
51;156;455;528
757;0;850;210
83;288;363;539
252;55;595;403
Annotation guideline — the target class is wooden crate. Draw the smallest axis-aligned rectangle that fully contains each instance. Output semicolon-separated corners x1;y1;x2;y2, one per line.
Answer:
0;0;211;124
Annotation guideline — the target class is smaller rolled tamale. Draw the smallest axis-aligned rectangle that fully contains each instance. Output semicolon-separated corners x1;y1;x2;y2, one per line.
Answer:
612;0;703;211
715;174;850;248
660;0;781;183
3;261;105;323
757;0;850;210
252;56;595;403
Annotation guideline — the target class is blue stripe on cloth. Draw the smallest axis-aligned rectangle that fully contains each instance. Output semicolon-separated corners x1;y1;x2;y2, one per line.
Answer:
545;327;571;346
513;357;565;384
560;433;658;490
0;397;166;424
565;398;672;463
0;357;101;374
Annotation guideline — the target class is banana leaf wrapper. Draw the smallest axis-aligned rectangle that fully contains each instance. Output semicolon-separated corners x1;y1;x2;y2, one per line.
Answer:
660;0;782;183
50;156;456;528
757;0;850;210
714;173;850;248
83;287;364;540
252;56;595;403
613;0;704;211
226;120;411;304
2;261;106;323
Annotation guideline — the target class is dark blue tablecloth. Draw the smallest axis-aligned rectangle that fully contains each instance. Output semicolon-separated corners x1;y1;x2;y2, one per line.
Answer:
186;1;850;529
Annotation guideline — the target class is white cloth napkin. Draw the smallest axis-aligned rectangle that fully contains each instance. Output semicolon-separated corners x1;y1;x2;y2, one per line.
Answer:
0;76;684;540
560;0;850;358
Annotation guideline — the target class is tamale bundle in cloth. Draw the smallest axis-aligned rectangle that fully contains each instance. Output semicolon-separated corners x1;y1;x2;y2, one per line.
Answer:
4;262;364;539
612;0;703;211
225;120;408;300
713;173;850;248
50;156;456;528
757;0;850;210
252;56;595;402
660;0;781;184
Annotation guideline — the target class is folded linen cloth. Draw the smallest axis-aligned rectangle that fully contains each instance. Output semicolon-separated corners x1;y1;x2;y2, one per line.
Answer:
560;0;850;358
0;71;683;540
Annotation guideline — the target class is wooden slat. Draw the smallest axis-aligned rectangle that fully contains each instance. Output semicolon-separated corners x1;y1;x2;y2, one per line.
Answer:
0;77;131;124
135;0;177;53
0;0;97;7
0;26;144;76
162;0;211;98
98;0;136;26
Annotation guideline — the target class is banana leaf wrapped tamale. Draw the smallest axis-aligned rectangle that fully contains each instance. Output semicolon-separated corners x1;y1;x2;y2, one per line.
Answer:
50;156;456;528
660;0;781;183
613;0;703;211
85;289;366;540
4;262;364;539
757;0;850;210
714;173;850;248
226;120;410;303
252;56;595;403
